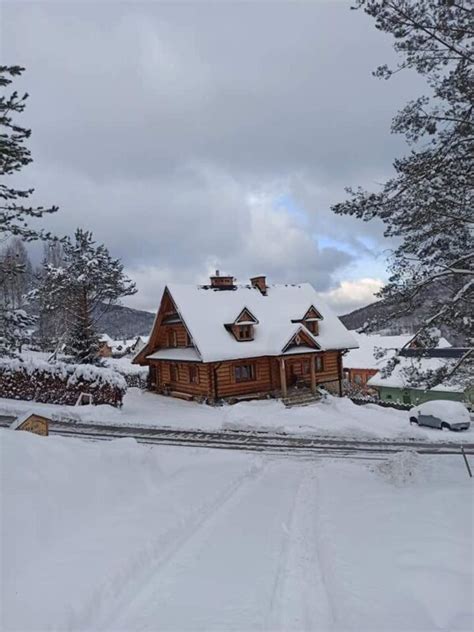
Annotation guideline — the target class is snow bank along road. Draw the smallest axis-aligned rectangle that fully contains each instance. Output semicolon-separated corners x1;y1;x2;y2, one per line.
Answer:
2;429;472;632
1;414;472;458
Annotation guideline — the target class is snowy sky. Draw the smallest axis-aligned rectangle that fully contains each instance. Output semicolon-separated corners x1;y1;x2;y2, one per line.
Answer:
2;1;420;314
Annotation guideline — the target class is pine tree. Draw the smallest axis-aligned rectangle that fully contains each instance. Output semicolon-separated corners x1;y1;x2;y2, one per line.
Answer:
0;65;58;356
39;229;136;364
332;0;473;385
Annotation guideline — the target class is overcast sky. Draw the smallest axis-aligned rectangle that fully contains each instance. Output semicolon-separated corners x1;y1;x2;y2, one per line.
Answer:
2;1;420;314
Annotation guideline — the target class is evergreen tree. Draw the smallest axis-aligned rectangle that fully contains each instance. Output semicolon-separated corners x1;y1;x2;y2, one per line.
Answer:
332;0;473;386
0;65;58;356
35;242;69;351
39;229;136;364
0;238;34;309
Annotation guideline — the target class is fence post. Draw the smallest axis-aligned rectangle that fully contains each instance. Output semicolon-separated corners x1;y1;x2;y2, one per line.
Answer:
461;447;472;478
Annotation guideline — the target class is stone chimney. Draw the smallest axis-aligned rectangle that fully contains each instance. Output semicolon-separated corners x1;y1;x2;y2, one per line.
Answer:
250;275;267;295
210;270;235;290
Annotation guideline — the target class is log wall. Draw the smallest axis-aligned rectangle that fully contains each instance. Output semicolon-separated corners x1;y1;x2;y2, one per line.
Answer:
213;357;274;398
148;350;342;401
150;360;210;397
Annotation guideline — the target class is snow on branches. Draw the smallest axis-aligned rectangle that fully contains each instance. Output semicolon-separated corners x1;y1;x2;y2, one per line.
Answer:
1;66;58;357
35;229;137;364
334;0;473;386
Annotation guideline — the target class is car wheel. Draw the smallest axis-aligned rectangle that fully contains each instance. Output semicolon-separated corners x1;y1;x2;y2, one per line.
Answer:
409;417;418;425
441;422;451;431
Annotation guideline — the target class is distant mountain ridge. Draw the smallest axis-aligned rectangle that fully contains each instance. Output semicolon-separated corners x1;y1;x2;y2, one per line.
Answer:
339;283;466;346
94;286;467;346
94;303;155;339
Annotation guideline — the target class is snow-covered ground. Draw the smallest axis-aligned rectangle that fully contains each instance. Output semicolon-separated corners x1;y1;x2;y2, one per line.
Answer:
1;429;472;631
1;387;473;443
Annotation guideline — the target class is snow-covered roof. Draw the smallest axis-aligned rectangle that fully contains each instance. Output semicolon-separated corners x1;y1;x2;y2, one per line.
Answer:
99;334;114;345
99;335;136;352
343;333;451;370
133;335;149;345
147;348;201;362
10;411;49;430
367;356;464;392
161;283;358;363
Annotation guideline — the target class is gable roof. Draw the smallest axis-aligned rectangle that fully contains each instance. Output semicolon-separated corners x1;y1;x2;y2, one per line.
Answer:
344;332;452;370
146;282;357;363
367;355;466;393
233;307;259;325
282;325;321;353
302;305;323;321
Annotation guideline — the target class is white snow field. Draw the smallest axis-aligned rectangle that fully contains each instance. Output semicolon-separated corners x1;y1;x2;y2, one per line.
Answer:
1;429;472;631
1;388;473;443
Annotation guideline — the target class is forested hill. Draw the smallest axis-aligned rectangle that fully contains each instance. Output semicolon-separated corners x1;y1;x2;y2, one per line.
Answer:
339;283;466;346
93;304;155;339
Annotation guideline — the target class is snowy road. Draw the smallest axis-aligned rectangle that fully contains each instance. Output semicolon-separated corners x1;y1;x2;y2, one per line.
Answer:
2;429;472;632
103;461;329;632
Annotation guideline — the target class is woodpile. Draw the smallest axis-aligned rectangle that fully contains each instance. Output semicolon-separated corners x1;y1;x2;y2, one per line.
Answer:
0;359;126;407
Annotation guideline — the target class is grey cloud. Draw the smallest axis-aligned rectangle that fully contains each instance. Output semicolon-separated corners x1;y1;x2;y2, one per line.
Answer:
2;1;417;313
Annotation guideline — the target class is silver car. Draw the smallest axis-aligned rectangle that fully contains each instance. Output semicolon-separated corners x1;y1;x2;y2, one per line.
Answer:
409;400;471;431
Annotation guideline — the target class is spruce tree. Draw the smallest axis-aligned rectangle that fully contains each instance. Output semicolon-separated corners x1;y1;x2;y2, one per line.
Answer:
333;0;473;386
0;238;34;309
35;242;69;351
39;229;136;364
0;65;58;356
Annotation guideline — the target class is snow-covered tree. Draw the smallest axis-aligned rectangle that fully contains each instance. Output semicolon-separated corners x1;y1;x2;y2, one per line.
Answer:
0;65;58;356
0;238;34;308
333;0;473;385
39;229;136;364
35;242;69;351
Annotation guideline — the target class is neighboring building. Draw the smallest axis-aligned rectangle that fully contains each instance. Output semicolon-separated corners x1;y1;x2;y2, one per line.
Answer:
343;333;451;392
367;347;473;407
134;273;358;403
98;334;114;358
98;334;136;358
128;335;149;357
343;333;415;391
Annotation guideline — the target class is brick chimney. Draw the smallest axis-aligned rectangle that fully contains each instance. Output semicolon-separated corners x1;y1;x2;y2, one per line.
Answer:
210;270;235;290
250;275;267;295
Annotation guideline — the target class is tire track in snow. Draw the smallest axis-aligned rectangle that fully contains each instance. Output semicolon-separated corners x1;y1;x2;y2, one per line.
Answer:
265;463;334;631
96;457;268;631
107;460;323;632
265;469;304;629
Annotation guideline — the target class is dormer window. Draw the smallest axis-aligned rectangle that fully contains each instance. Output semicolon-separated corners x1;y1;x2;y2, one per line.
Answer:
225;307;259;342
292;305;323;337
237;324;253;340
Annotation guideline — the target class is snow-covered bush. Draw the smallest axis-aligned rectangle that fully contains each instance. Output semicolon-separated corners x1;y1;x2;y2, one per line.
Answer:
104;358;148;389
0;357;126;407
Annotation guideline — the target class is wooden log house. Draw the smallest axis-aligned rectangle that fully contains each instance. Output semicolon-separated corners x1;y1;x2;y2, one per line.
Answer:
134;273;358;403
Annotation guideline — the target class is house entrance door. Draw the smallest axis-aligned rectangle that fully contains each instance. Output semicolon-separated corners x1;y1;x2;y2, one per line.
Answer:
288;362;298;387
